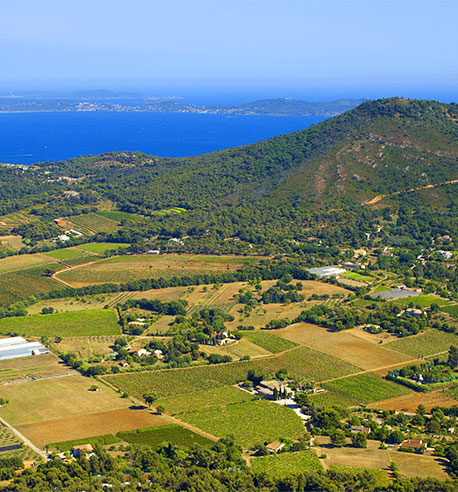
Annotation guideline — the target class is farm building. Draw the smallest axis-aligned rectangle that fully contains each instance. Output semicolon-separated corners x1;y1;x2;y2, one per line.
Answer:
0;337;50;361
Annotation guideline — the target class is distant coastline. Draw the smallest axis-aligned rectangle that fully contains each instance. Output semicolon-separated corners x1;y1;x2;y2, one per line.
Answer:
0;95;365;117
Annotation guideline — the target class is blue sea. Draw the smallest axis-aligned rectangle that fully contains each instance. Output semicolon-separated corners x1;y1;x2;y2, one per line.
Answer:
0;112;327;165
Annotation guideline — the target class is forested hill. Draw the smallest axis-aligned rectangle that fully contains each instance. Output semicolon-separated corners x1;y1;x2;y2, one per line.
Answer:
1;97;458;250
29;97;458;211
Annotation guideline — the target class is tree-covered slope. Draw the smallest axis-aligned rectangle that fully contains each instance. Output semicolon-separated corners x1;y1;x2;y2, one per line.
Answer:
31;98;457;214
2;98;458;251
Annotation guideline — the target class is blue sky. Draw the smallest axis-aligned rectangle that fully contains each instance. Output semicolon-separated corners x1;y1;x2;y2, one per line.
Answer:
1;0;457;101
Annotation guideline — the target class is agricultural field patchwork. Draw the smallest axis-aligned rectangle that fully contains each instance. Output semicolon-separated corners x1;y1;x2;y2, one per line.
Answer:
106;362;255;400
0;309;121;337
107;346;359;403
385;329;458;357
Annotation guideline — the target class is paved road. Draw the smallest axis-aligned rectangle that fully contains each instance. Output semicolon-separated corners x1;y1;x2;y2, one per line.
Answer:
0;416;46;459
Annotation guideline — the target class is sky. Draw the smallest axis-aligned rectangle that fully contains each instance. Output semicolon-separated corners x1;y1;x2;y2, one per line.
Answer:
1;0;457;102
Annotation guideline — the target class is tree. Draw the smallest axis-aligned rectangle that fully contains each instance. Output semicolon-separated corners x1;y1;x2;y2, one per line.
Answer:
142;392;157;409
448;345;458;369
156;405;165;415
295;392;309;407
330;429;346;448
351;432;367;448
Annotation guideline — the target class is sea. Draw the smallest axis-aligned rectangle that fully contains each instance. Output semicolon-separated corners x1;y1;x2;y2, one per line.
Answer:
0;111;327;165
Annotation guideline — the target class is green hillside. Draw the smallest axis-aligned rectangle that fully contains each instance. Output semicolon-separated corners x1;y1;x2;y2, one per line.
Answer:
1;98;458;251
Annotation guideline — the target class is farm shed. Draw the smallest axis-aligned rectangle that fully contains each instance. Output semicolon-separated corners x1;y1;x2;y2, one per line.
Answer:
0;337;50;361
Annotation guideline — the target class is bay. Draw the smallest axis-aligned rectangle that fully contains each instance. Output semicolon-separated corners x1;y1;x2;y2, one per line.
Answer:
0;111;327;165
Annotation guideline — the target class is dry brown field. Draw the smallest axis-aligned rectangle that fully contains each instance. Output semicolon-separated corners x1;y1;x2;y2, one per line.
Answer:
0;353;70;383
275;323;412;370
349;326;399;345
0;373;130;426
313;437;448;480
18;408;167;447
55;335;120;359
368;390;458;413
131;286;189;302
298;280;350;297
389;451;449;480
313;437;391;470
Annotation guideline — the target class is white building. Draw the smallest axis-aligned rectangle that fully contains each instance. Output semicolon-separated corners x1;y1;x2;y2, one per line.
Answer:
0;337;50;361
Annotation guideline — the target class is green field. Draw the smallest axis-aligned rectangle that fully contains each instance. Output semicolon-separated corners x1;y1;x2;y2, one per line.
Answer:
244;331;298;353
45;249;88;260
97;211;143;222
386;329;458;357
315;373;411;407
394;295;451;308
341;272;374;283
251;450;323;477
0;309;121;337
75;242;131;255
118;424;213;448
